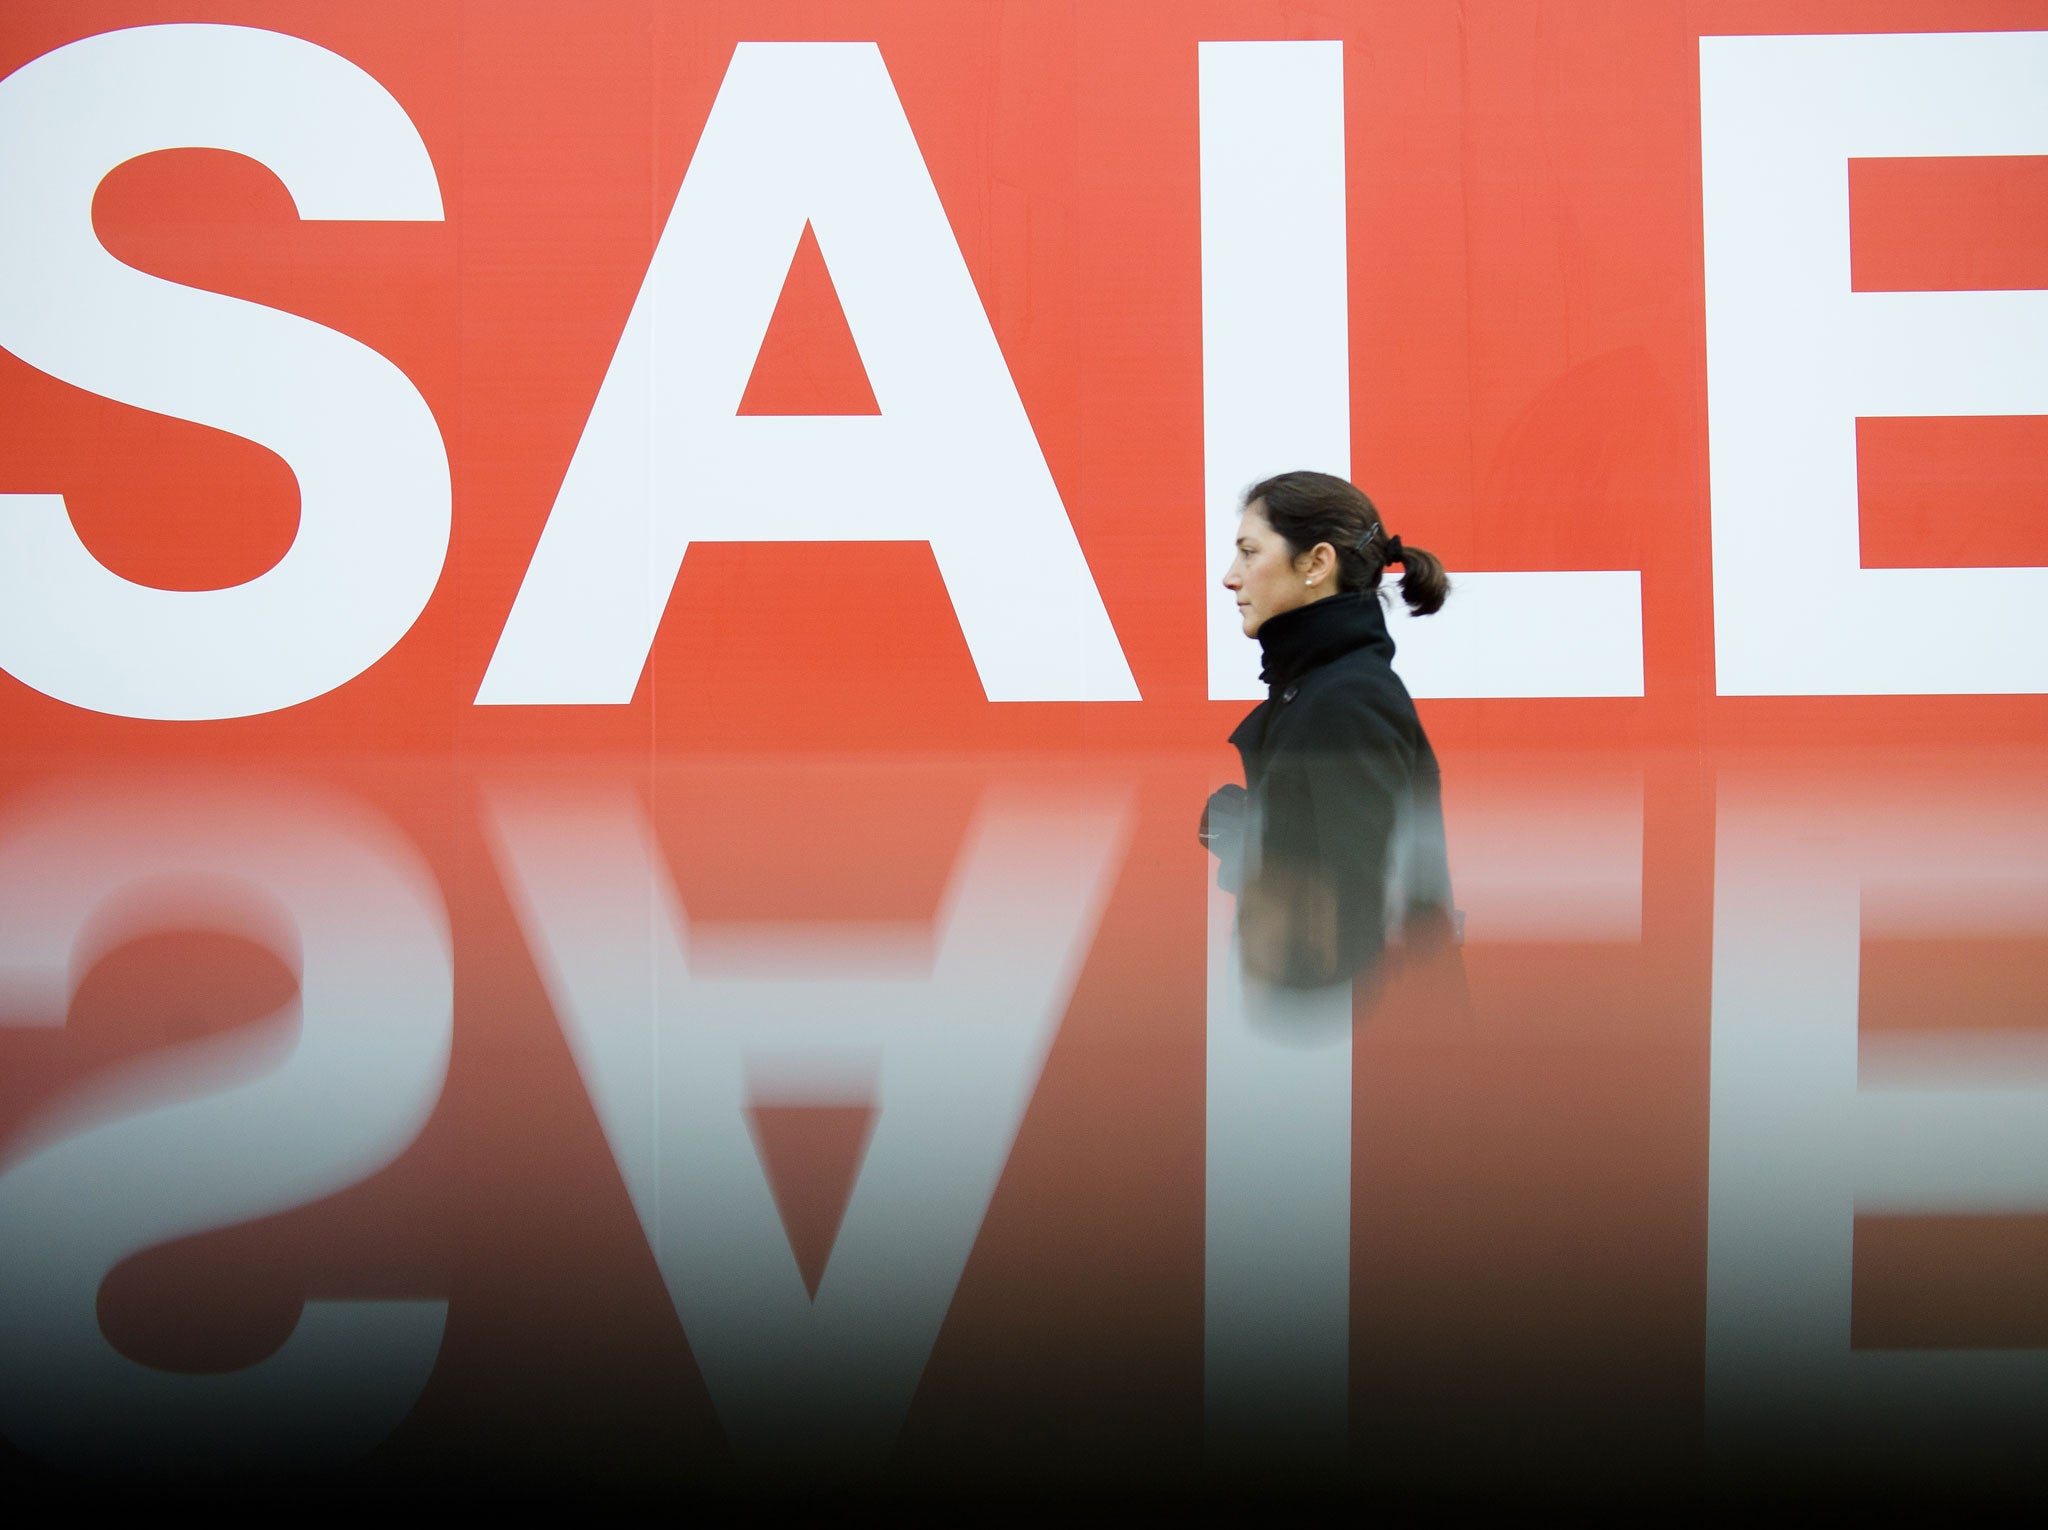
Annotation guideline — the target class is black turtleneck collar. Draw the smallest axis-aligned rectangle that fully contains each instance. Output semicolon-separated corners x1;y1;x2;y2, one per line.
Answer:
1254;591;1395;690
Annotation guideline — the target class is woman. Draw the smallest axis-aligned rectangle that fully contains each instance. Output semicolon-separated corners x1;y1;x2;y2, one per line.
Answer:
1205;470;1455;992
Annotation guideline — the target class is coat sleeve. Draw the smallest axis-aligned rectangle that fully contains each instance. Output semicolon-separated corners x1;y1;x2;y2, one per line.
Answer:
1200;782;1249;894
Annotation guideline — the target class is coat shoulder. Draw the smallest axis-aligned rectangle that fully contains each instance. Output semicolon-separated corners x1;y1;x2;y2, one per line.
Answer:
1286;652;1423;747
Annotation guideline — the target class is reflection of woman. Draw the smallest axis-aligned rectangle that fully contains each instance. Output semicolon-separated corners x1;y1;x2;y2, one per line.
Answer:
1205;470;1454;991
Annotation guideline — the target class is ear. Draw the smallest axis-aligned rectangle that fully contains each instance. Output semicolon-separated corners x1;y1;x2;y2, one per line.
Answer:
1300;541;1339;587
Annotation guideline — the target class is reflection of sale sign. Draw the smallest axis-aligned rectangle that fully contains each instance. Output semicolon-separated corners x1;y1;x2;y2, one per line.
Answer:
1;2;2044;752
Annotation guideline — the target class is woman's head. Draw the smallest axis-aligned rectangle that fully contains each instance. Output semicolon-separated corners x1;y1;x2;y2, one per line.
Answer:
1221;470;1448;635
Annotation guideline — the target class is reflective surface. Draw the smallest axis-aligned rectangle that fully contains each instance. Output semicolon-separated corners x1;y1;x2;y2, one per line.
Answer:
3;745;2043;1509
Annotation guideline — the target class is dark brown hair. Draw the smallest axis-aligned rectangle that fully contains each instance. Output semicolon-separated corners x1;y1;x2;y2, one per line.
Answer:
1244;470;1449;616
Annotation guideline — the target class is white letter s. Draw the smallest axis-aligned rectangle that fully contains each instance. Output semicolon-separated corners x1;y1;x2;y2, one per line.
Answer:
0;24;449;720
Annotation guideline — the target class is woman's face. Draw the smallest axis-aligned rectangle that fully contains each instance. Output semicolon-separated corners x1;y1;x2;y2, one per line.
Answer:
1223;501;1330;636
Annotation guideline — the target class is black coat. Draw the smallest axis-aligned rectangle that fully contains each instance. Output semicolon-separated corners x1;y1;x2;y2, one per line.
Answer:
1206;591;1452;990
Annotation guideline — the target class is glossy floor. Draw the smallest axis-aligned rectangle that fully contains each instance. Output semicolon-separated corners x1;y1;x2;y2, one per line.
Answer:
1;744;2043;1507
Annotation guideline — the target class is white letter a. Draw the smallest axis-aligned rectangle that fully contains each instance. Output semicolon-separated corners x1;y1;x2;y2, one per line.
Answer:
479;43;1137;704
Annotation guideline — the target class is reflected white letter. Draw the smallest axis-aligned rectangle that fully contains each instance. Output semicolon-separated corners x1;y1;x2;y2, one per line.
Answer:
1707;770;2048;1474
488;777;1128;1463
0;779;452;1473
1205;881;1352;1466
